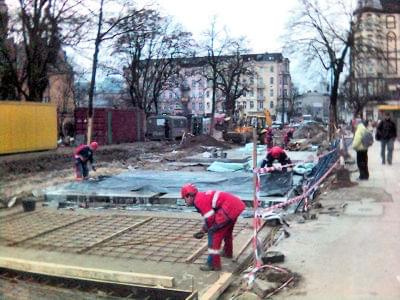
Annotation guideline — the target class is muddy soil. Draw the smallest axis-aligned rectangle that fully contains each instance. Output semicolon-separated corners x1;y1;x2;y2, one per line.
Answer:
0;139;233;207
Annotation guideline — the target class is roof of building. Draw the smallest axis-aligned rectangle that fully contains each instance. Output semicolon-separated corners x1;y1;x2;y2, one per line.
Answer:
177;52;286;68
355;0;400;14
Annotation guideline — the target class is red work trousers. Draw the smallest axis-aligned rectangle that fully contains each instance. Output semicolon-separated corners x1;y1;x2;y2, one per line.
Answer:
207;220;236;269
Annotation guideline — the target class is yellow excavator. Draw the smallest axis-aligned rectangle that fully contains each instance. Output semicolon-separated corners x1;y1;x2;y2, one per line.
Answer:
222;109;272;144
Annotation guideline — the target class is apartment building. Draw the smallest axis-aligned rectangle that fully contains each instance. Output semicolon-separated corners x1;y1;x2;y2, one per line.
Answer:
352;0;400;121
158;53;292;120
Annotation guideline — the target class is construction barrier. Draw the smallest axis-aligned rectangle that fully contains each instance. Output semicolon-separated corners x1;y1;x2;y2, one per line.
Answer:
0;101;57;154
246;140;340;287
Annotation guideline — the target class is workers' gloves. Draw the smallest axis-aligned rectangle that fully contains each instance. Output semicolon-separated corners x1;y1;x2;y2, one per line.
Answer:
193;231;205;239
92;165;96;172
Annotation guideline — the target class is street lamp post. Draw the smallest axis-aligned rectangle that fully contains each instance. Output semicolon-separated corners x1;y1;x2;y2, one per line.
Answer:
281;74;285;124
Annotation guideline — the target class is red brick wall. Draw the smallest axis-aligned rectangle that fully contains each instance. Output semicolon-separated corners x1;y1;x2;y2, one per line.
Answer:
75;108;145;145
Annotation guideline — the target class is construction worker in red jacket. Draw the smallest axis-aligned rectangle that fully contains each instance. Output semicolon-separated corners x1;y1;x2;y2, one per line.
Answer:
261;146;292;171
181;183;246;271
74;141;98;180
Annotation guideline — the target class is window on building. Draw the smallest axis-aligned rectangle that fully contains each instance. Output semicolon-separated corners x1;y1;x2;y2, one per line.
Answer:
250;89;254;97
206;90;210;97
270;77;274;84
270;89;274;97
283;89;287;97
243;91;247;97
199;103;204;110
250;77;254;84
206;102;210;109
243;101;247;109
258;101;263;110
365;14;373;31
270;101;274;109
386;15;396;29
250;101;254;109
270;66;274;72
257;88;264;97
192;80;196;87
387;32;398;74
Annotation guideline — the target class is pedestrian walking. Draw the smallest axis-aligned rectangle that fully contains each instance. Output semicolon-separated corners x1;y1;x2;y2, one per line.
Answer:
376;112;397;165
352;120;370;180
181;183;245;271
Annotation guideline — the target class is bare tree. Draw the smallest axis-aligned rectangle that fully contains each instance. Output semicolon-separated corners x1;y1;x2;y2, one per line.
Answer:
284;0;356;138
112;9;193;115
85;0;157;142
0;0;86;102
200;18;243;135
216;41;255;124
285;0;387;138
0;2;16;100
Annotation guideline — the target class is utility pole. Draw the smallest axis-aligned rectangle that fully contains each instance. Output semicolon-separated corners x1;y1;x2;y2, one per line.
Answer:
281;73;284;124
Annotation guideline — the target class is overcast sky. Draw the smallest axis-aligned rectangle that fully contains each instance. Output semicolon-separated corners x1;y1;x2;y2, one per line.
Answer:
5;0;325;91
147;0;297;53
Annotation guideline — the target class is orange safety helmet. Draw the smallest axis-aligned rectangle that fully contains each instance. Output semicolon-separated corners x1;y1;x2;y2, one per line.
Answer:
181;183;198;198
90;141;99;150
268;146;283;158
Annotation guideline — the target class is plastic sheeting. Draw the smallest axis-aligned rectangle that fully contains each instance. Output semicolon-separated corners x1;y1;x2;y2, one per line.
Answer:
207;161;250;172
43;169;293;201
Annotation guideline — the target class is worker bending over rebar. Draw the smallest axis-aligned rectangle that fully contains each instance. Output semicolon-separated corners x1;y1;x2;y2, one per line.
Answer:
181;183;245;271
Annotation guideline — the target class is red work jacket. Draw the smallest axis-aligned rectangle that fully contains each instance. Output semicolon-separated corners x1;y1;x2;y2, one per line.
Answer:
194;191;246;232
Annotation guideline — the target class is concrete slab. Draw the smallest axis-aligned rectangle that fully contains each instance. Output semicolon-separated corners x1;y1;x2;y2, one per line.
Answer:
344;198;384;217
0;208;264;297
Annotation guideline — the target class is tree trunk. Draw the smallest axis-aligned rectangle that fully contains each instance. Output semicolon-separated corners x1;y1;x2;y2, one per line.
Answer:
87;0;104;144
209;76;217;136
329;69;340;140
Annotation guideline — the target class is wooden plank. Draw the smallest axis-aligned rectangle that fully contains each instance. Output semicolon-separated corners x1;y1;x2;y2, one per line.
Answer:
185;242;208;263
0;257;174;288
78;217;153;253
200;272;233;300
233;221;266;262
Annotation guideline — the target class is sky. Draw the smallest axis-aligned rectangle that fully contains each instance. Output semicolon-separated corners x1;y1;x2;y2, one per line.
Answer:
147;0;298;53
4;0;325;91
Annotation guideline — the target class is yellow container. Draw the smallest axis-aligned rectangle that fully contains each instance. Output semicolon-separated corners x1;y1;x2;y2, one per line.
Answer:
0;101;57;154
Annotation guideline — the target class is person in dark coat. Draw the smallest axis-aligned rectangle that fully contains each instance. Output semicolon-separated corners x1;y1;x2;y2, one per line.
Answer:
164;119;170;140
376;113;397;165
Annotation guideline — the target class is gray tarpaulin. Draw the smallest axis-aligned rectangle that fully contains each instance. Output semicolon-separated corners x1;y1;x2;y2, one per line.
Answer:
43;169;293;200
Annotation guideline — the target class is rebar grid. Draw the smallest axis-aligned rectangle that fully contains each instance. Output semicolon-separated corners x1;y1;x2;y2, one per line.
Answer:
88;218;249;264
2;210;249;265
17;215;149;252
87;217;204;263
0;211;87;245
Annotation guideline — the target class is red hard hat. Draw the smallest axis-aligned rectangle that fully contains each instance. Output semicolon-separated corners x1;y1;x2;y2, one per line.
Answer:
181;183;198;198
269;146;283;158
90;141;98;150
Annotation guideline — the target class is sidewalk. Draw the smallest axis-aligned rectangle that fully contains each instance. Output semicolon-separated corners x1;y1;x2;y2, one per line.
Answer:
274;140;400;300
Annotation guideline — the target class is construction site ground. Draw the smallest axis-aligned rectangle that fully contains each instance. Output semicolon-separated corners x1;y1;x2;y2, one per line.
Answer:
270;141;400;300
1;137;399;299
0;137;265;299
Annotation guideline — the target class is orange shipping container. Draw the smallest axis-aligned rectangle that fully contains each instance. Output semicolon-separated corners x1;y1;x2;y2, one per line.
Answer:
0;101;57;154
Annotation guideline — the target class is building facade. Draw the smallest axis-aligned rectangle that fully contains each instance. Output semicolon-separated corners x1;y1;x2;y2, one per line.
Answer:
294;91;330;122
352;0;400;123
158;53;292;121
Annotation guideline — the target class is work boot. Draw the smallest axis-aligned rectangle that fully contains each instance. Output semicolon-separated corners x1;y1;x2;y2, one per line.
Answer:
199;264;221;271
221;252;233;259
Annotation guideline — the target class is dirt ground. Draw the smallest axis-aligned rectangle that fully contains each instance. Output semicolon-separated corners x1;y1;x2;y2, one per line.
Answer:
0;135;232;207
